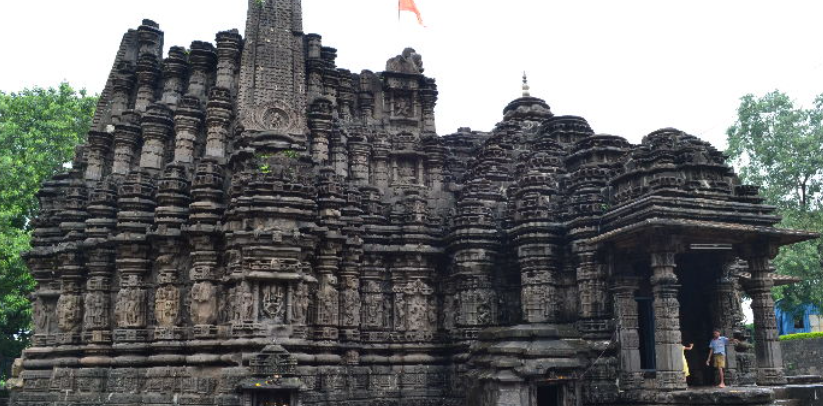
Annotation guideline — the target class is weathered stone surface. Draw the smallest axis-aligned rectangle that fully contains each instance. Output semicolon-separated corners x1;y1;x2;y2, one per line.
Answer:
10;0;820;406
782;338;823;377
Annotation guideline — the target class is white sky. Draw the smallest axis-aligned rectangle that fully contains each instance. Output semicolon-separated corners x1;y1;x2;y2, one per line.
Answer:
3;0;823;148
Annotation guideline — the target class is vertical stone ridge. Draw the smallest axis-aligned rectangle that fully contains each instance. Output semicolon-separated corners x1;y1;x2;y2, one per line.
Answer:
91;30;139;132
237;0;307;142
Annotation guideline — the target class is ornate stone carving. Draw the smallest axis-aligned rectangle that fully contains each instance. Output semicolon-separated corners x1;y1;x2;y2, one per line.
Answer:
261;283;286;323
292;281;310;325
386;48;424;74
316;274;339;326
154;285;180;327
340;276;361;327
115;288;146;328
83;291;110;330
56;294;83;333
189;282;218;325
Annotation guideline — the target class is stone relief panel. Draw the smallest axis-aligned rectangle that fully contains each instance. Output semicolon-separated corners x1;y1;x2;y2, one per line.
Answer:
189;281;218;325
292;281;310;325
83;291;110;329
154;285;180;327
361;280;386;329
115;288;147;328
261;283;286;323
316;274;339;326
340;276;361;327
56;294;83;333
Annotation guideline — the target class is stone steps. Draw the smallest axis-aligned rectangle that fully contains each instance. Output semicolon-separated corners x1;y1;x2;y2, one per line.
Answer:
774;384;823;406
787;376;823;385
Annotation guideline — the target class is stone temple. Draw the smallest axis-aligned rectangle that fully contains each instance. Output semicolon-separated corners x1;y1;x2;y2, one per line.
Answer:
9;1;821;405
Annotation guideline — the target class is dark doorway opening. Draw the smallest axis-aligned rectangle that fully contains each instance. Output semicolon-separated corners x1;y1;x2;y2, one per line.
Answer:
636;297;656;370
254;391;292;406
677;252;722;387
537;385;560;406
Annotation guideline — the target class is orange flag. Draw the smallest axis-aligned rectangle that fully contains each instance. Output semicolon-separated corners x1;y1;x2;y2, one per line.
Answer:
399;0;425;26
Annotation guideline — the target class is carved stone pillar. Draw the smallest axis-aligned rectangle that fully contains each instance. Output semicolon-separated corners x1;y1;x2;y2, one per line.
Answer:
312;169;344;340
185;159;225;339
330;129;349;178
420;78;438;133
348;137;371;185
113;170;156;347
423;136;445;192
215;30;242;95
305;34;324;99
650;248;686;390
139;104;174;172
82;180;118;351
151;165;190;344
449;199;499;337
85;130;113;182
205;87;233;158
56;177;88;345
308;99;332;164
110;62;136;124
576;245;609;337
111;111;142;177
159;46;189;108
172;97;204;164
358;87;375;123
134;54;160;113
339;187;364;341
186;41;217;105
713;268;743;386
612;277;643;390
746;251;787;385
137;19;163;59
371;141;390;190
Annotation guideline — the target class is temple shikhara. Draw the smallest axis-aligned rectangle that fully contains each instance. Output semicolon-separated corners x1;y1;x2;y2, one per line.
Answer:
9;1;821;405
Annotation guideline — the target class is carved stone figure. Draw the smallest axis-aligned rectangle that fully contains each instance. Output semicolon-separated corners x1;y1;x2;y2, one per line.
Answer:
316;274;338;325
340;277;360;327
84;291;109;329
115;288;146;328
240;284;255;322
262;284;286;323
189;282;218;325
292;282;310;325
56;294;83;333
154;285;180;327
33;298;52;333
394;293;407;331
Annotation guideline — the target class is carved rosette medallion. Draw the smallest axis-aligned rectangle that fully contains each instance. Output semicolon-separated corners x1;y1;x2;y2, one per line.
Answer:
243;102;301;134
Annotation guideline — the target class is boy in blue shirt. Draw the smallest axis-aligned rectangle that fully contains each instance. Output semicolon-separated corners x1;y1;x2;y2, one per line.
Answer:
705;329;739;388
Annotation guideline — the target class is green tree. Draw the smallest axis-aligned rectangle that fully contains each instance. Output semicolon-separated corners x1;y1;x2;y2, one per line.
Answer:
726;90;823;312
0;83;97;380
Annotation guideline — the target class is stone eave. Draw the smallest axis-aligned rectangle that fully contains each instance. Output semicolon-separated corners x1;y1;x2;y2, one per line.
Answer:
738;272;802;287
584;217;819;247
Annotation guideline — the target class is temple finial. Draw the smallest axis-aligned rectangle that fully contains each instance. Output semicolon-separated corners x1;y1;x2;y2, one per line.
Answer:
522;71;530;97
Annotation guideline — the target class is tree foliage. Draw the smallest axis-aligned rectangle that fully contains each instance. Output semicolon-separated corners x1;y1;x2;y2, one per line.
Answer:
0;83;96;376
727;90;823;312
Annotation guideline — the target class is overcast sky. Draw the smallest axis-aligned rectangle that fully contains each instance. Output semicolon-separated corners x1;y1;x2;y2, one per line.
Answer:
3;0;823;149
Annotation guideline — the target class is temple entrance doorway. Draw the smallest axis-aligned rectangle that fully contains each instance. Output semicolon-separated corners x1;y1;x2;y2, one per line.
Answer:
252;390;293;406
536;384;561;406
676;252;724;387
